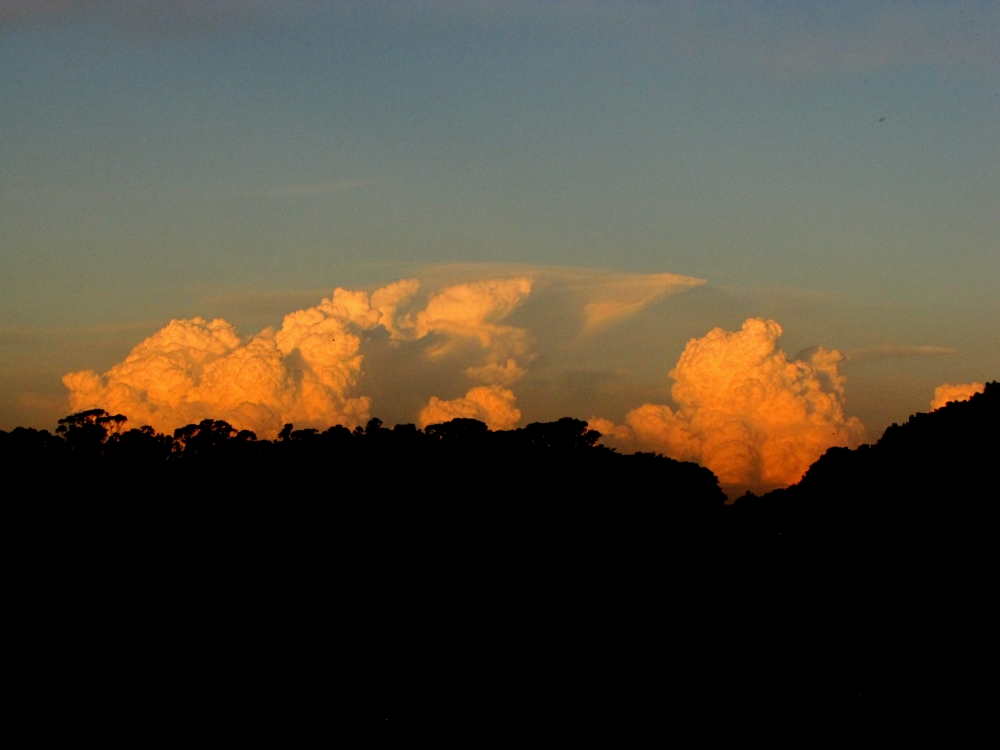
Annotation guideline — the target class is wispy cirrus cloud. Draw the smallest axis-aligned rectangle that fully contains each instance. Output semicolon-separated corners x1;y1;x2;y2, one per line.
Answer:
844;345;957;362
410;263;706;337
578;273;706;332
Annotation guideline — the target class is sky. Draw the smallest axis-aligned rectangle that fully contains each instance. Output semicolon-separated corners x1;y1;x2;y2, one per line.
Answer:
1;1;998;485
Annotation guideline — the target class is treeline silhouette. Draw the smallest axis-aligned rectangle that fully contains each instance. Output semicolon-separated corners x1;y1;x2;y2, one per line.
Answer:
1;412;725;513
4;383;996;528
4;383;996;707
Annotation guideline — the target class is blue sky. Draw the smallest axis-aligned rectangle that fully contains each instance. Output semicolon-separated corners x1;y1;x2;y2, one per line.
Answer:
1;1;998;435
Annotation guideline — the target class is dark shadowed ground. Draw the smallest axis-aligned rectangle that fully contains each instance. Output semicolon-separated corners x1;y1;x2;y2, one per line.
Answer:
3;384;996;717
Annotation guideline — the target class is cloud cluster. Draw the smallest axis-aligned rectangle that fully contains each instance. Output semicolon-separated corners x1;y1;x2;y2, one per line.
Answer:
593;319;865;487
61;271;882;488
64;283;419;438
62;274;538;438
930;383;984;411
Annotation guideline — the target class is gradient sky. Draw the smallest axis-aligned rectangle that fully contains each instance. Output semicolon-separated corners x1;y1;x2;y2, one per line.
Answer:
2;1;998;438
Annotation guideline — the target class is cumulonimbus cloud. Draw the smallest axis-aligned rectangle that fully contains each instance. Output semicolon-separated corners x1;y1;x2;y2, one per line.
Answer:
63;282;419;438
61;266;708;439
62;274;537;438
930;382;984;410
591;318;865;487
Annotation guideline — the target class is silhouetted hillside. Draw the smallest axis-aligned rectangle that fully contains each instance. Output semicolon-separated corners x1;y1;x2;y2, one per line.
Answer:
720;382;999;704
5;389;996;706
728;381;999;536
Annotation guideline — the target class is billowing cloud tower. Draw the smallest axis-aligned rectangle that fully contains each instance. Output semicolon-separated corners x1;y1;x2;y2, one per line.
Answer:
602;318;865;487
64;281;419;438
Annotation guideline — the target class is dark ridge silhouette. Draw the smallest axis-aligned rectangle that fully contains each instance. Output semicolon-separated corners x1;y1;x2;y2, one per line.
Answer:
721;381;999;706
3;384;995;707
1;411;725;513
8;385;995;527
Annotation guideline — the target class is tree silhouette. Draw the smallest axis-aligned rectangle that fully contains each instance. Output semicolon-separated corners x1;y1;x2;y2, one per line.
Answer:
56;409;127;458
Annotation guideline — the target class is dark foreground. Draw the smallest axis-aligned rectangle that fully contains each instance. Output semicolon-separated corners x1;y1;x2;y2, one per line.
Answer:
3;385;996;717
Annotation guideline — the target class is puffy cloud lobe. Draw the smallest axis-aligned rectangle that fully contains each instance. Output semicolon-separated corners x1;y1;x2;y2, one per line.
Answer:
413;277;532;357
63;284;411;438
930;382;984;410
624;318;864;486
63;317;252;432
419;385;521;431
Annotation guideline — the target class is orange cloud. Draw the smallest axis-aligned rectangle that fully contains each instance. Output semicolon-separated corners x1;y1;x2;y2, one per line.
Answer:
930;382;984;410
618;318;864;486
62;284;411;438
58;266;717;438
418;385;521;431
63;274;537;437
